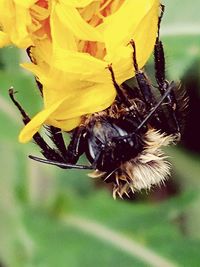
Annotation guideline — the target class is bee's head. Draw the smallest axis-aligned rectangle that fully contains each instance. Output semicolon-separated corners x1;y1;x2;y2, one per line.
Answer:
86;117;145;172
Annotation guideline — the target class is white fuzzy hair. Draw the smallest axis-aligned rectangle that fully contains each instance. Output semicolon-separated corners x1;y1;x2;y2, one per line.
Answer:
88;129;176;198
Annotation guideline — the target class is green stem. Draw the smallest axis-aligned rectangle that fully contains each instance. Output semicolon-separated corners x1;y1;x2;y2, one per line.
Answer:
63;215;179;267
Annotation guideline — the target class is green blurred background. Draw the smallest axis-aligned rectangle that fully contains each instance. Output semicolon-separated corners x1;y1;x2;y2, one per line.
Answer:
0;1;200;266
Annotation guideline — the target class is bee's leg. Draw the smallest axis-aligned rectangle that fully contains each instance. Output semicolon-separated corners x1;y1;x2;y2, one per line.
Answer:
129;40;157;110
26;46;43;96
153;4;175;101
30;126;88;169
65;126;86;164
9;88;64;161
47;125;88;165
154;4;166;92
121;82;143;100
153;5;181;135
9;89;85;165
129;5;165;107
129;40;166;131
46;126;68;159
107;64;131;106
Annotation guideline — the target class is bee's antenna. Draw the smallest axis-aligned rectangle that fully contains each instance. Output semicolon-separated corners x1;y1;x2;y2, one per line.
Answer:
29;155;93;170
134;83;174;133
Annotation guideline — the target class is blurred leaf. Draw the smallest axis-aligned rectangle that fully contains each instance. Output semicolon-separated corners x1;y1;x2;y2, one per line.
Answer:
162;0;200;29
163;36;200;80
0;47;20;72
160;0;200;79
19;191;199;267
168;147;200;239
0;142;35;267
168;147;200;187
1;136;197;267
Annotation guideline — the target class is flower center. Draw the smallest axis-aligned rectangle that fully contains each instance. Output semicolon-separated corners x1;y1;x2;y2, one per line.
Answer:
77;0;124;59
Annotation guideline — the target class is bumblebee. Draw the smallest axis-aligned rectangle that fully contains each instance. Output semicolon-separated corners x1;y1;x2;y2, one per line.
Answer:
9;5;187;198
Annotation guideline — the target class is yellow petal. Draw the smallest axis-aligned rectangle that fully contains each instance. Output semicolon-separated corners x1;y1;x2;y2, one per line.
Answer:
100;0;159;53
51;9;77;51
54;2;103;42
62;0;95;8
130;0;159;67
0;31;10;47
19;97;67;143
21;62;48;85
19;81;116;143
102;0;159;83
44;83;116;120
0;0;33;47
11;4;32;47
14;0;37;8
52;46;109;83
46;117;81;132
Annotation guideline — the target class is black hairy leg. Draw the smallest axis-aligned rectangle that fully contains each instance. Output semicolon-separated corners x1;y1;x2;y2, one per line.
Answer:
9;88;63;161
26;46;43;96
8;88;92;170
129;39;166;131
125;4;187;137
46;126;68;159
130;39;157;110
45;124;86;165
153;4;187;135
107;63;147;133
107;64;131;107
154;4;165;90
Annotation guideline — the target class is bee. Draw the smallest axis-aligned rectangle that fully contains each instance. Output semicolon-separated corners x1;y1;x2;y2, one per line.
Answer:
9;5;187;198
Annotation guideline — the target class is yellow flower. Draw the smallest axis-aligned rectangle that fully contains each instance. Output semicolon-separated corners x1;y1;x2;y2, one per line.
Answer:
0;0;51;47
16;0;160;143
